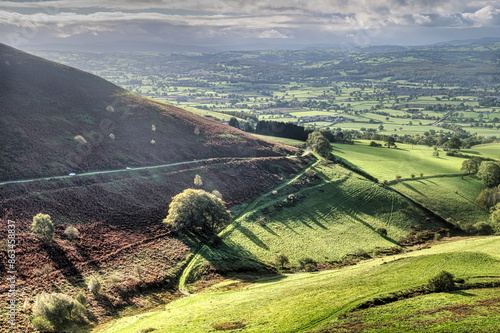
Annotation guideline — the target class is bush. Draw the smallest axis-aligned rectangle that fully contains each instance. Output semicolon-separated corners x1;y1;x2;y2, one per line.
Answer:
63;225;80;241
0;239;8;252
376;227;387;237
473;221;493;235
32;292;86;331
31;213;54;239
298;257;317;271
427;271;455;292
88;277;102;295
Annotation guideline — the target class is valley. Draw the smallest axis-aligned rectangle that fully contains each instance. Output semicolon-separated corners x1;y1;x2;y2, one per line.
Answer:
0;39;499;332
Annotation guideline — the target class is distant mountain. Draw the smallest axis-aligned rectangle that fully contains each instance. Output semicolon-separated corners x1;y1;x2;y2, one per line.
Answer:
0;43;286;181
430;37;500;46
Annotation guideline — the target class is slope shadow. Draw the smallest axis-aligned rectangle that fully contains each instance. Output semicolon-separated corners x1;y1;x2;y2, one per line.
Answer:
41;241;84;285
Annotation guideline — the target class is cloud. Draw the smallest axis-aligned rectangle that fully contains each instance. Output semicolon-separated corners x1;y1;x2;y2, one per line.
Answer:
0;0;499;48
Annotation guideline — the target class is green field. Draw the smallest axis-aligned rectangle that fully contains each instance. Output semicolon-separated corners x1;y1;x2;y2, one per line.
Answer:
332;140;463;181
393;176;489;225
97;237;500;333
330;140;492;226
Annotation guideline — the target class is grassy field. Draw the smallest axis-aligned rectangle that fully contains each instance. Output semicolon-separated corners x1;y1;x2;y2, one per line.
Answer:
177;161;446;292
97;237;500;333
462;143;500;160
330;140;491;226
332;140;463;181
250;133;305;146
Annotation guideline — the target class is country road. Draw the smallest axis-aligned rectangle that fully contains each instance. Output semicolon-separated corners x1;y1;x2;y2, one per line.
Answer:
0;157;261;186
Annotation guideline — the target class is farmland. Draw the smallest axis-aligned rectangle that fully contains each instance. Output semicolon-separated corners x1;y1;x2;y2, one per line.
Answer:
32;39;500;143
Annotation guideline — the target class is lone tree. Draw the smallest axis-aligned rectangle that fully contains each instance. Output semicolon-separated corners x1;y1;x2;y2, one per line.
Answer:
31;213;54;239
306;131;331;158
164;189;231;235
477;161;500;188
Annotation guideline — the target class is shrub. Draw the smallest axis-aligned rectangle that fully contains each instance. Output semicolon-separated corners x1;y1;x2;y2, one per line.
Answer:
395;175;402;181
411;174;415;179
420;172;424;178
134;265;144;280
32;292;87;331
372;248;382;256
88;277;102;295
209;235;223;247
41;265;53;278
473;221;493;235
74;135;87;144
376;227;387;237
298;257;317;271
0;239;8;252
427;270;455;292
31;213;54;239
194;174;203;187
63;225;80;241
434;233;443;241
255;216;267;226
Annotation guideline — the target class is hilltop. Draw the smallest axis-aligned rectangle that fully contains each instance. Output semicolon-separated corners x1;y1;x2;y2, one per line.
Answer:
0;43;289;181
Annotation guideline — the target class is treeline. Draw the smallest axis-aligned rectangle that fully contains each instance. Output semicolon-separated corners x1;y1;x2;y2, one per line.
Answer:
255;121;312;141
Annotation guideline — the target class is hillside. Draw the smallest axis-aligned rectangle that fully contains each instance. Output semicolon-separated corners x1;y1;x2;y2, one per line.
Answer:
0;43;288;181
0;44;311;332
98;237;500;333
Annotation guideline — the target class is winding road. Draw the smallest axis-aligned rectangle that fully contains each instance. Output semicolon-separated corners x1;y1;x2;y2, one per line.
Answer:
0;157;263;186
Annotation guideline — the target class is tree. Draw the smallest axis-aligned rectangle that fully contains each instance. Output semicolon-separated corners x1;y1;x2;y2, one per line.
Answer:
461;158;481;175
378;124;384;132
32;213;54;239
306;131;331;158
447;137;461;150
275;253;289;269
228;117;240;129
384;135;396;148
477;161;500;187
194;174;203;187
164;189;231;235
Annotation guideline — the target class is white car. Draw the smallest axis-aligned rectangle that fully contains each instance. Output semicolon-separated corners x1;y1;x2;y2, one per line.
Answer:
125;167;132;170
69;173;76;176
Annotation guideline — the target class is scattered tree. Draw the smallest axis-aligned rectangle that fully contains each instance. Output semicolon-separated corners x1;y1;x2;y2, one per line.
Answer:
31;213;54;239
275;253;289;269
163;189;231;235
384;135;396;148
376;227;388;237
477;161;500;188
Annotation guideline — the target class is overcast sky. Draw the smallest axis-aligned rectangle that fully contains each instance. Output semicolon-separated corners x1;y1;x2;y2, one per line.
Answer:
1;0;499;51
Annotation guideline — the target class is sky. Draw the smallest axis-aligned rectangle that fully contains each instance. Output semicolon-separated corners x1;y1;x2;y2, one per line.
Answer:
1;0;500;52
